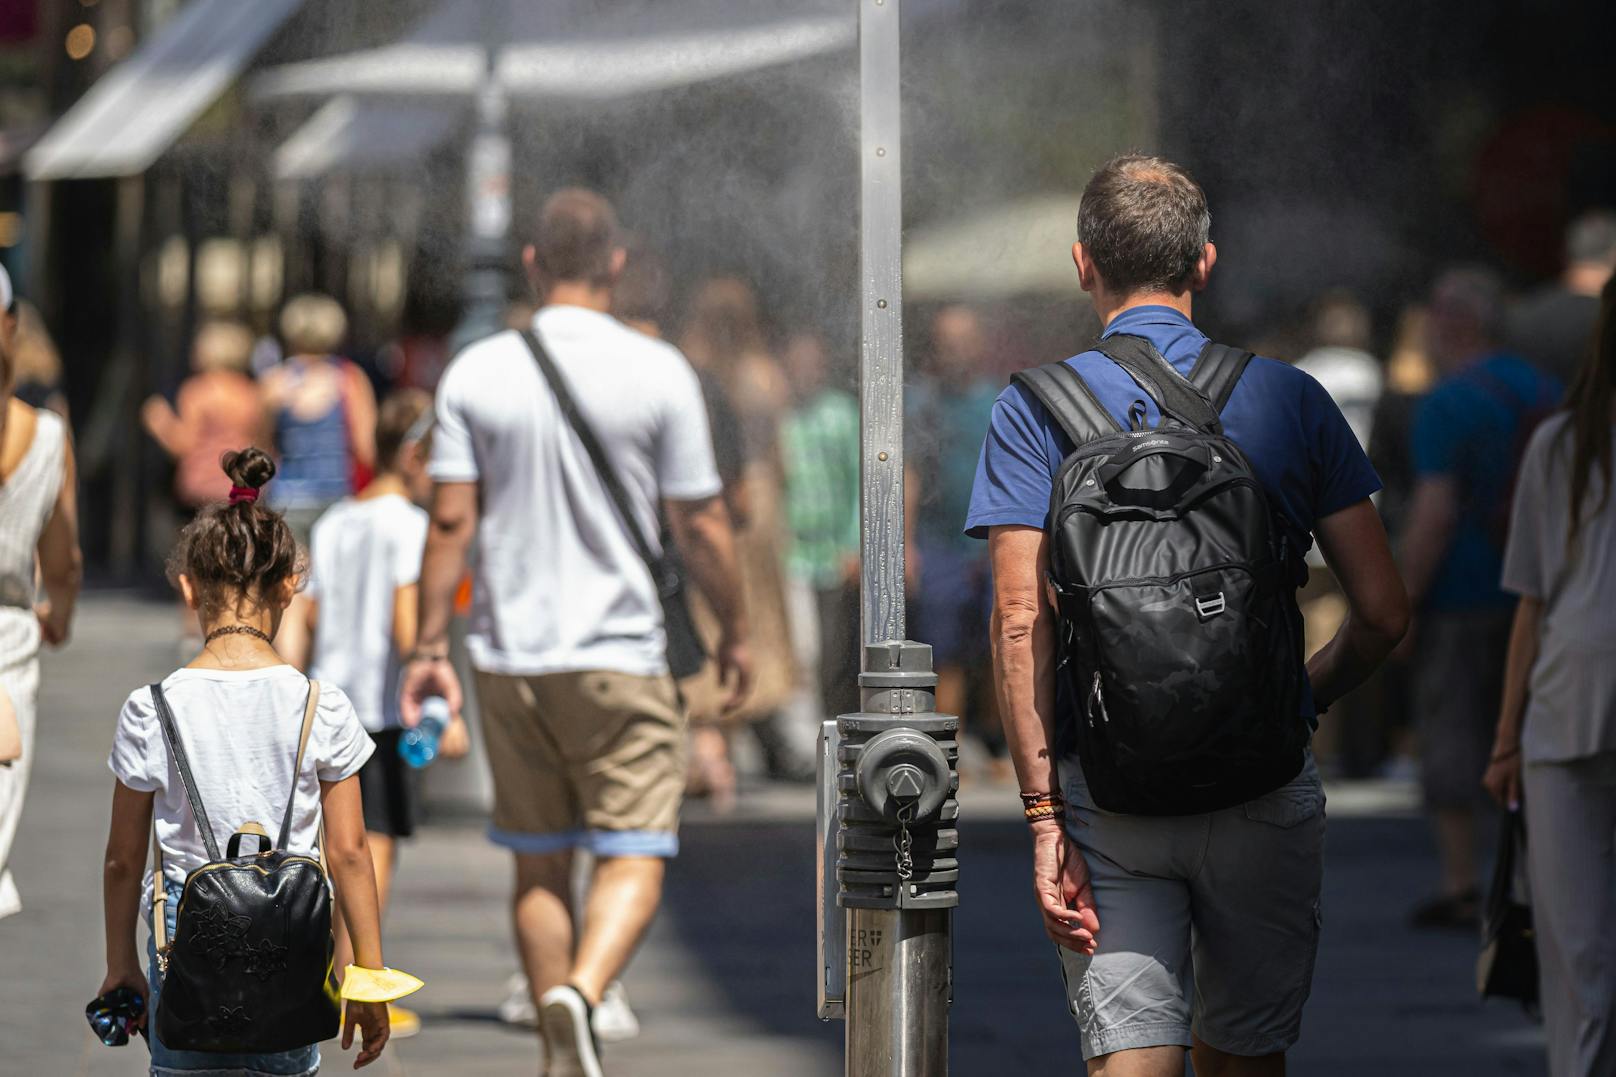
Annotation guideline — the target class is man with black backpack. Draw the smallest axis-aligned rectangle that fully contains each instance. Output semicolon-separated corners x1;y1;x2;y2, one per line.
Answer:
967;155;1409;1075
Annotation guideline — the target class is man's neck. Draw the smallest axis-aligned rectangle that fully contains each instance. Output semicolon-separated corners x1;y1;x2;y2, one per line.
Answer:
1563;262;1612;298
543;282;613;313
1095;289;1193;330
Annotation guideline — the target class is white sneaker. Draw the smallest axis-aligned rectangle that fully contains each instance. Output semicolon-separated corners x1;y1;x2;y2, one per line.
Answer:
539;984;604;1077
592;981;640;1043
498;973;538;1028
501;973;638;1042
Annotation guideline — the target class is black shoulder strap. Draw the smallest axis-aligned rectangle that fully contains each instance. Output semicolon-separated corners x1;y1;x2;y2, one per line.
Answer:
1188;341;1256;415
521;328;672;594
1010;360;1123;447
1093;333;1222;433
150;683;222;863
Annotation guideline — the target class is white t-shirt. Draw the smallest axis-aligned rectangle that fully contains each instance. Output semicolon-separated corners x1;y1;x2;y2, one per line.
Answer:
306;493;429;732
108;667;374;894
429;305;721;676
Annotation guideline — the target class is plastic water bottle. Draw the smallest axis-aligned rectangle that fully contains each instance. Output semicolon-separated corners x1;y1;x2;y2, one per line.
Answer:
399;697;449;769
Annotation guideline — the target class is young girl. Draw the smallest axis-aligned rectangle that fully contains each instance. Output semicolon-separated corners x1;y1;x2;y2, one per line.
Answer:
99;447;391;1074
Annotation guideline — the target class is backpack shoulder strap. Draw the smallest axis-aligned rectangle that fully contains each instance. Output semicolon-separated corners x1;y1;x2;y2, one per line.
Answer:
1094;333;1222;433
1188;341;1256;415
1010;359;1123;447
276;680;321;850
150;683;222;863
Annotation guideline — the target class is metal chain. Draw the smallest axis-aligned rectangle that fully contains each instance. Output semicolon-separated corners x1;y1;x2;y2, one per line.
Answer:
893;801;915;882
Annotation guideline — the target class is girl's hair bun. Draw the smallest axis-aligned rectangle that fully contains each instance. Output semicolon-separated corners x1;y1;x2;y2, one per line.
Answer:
220;447;277;491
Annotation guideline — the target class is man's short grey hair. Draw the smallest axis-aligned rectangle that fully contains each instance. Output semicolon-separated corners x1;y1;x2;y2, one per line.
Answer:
1076;154;1211;295
1567;209;1616;267
1432;265;1505;341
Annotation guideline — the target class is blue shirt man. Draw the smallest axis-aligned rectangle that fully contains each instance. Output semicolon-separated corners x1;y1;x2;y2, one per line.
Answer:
972;154;1409;1072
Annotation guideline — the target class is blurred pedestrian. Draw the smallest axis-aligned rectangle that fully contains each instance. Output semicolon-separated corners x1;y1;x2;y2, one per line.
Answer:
1485;275;1616;1077
1399;266;1561;929
1509;209;1616;385
4;299;68;420
617;245;749;804
909;305;1006;776
305;389;466;1041
681;277;808;780
261;293;377;544
1293;289;1382;450
971;155;1406;1074
780;328;861;722
0;264;81;921
401;189;751;1077
100;448;391;1071
141;319;265;517
262;293;376;668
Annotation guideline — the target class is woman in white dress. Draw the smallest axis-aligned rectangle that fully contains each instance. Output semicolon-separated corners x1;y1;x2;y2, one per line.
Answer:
0;267;81;920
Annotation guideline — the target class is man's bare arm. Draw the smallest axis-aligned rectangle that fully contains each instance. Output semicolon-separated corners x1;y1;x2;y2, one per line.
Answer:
666;494;752;708
989;525;1060;794
1397;476;1458;610
1309;498;1410;711
400;481;477;725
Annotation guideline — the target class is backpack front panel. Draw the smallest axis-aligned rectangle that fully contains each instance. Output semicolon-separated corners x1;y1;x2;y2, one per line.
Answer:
158;854;339;1053
1049;429;1307;814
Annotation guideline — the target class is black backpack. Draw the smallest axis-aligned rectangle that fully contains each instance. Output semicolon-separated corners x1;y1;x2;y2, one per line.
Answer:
149;680;341;1053
1012;334;1309;816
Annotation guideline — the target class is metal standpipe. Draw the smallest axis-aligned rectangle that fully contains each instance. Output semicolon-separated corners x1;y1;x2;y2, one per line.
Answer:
815;1;959;1074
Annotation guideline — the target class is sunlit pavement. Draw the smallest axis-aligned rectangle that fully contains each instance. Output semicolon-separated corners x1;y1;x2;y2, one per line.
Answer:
4;596;1543;1075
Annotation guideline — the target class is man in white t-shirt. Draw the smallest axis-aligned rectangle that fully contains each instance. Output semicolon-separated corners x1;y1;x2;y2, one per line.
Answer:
401;188;751;1075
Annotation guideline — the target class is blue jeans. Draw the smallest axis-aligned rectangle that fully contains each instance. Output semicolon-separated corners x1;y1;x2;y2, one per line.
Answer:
146;882;321;1076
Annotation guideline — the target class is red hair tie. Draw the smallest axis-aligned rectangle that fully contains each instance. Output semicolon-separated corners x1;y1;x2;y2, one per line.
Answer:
228;486;260;505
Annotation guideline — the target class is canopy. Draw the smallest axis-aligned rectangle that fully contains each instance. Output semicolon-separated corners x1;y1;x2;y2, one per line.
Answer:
273;96;460;180
251;0;857;102
24;0;303;181
904;195;1084;301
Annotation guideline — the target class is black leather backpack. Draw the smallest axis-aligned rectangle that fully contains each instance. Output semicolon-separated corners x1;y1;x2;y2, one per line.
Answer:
1012;335;1309;815
149;680;341;1053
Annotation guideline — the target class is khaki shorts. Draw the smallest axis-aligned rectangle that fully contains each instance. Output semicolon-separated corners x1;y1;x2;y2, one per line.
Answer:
475;669;686;858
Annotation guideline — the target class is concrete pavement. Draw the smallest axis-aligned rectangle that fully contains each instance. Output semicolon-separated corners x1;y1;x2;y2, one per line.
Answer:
1;596;1544;1075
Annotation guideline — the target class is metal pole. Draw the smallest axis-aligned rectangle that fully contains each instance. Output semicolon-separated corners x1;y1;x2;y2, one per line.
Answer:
846;2;953;1074
450;5;512;352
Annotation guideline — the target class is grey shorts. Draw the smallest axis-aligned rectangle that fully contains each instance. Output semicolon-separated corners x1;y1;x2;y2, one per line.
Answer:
1056;755;1326;1060
1412;610;1511;808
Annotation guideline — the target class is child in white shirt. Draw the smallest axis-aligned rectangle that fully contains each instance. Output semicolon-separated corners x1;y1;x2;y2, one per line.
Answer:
305;390;465;1037
100;447;391;1073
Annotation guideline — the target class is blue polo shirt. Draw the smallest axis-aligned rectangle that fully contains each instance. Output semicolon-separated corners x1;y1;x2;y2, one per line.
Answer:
964;305;1382;719
965;306;1380;541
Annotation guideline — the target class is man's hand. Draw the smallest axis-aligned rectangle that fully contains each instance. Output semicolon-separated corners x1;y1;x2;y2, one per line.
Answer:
399;657;463;728
1030;820;1099;954
716;632;755;714
35;602;67;647
341;998;389;1068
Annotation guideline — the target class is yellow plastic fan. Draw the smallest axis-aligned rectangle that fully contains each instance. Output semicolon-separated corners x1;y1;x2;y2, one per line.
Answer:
340;965;425;1003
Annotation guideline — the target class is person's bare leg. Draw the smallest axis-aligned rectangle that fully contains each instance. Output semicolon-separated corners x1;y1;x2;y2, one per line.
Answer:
1435;807;1476;895
1087;1046;1185;1076
335;832;395;974
568;855;666;1005
1190;1036;1285;1076
936;664;968;737
514;851;576;1004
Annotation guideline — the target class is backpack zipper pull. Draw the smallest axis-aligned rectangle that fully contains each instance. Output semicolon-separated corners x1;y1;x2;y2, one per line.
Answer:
1088;671;1109;727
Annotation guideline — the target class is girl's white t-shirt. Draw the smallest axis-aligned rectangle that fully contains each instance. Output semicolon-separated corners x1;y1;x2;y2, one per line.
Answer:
108;666;374;893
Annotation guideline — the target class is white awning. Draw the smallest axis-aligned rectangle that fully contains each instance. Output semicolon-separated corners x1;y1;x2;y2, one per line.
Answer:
904;195;1084;301
25;0;303;180
273;96;461;180
252;0;858;102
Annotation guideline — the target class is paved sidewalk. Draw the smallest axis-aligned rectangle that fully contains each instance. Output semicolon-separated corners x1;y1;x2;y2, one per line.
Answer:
2;596;1544;1075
